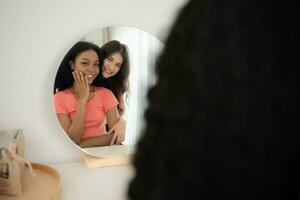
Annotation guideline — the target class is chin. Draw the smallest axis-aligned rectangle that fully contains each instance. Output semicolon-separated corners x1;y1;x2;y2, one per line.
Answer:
88;78;95;84
102;74;112;79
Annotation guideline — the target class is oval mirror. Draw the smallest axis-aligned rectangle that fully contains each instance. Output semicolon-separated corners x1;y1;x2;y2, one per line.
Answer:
53;25;163;158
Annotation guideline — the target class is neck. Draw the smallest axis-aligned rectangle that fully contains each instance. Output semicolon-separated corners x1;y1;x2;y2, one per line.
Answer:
70;85;95;94
89;85;95;92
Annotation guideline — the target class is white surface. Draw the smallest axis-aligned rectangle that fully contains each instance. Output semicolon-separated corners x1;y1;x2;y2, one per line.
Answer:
52;161;134;200
0;0;188;164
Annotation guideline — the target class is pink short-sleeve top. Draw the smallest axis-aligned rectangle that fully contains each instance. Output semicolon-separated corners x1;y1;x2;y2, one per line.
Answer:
53;87;118;139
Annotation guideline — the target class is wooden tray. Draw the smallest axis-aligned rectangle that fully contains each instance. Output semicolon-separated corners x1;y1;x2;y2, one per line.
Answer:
83;144;135;159
84;154;132;168
0;163;61;200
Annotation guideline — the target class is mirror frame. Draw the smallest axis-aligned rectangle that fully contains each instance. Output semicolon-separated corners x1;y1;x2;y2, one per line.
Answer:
53;25;163;165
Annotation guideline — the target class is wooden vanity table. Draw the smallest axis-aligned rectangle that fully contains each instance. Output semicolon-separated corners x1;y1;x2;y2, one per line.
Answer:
50;144;135;200
51;161;134;200
49;144;134;200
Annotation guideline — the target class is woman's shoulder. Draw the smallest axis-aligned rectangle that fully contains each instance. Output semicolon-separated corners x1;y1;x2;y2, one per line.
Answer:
94;87;113;94
94;87;116;100
53;89;73;99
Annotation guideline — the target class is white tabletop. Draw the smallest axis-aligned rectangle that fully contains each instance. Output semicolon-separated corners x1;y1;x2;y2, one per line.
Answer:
51;161;134;200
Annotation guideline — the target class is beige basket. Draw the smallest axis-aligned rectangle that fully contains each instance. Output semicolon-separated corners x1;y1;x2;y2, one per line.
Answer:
0;163;61;200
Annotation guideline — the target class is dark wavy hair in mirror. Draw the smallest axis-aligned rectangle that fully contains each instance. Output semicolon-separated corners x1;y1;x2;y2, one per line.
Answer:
53;41;103;94
128;0;299;199
99;40;130;112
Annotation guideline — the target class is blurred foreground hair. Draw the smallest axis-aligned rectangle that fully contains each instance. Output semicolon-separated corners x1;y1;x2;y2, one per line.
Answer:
128;0;299;199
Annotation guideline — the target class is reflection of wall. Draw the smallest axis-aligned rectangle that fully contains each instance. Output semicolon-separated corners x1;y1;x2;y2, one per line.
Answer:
81;31;105;47
0;0;188;164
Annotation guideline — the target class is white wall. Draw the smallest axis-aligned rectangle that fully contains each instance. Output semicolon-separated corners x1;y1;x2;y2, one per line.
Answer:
0;0;188;164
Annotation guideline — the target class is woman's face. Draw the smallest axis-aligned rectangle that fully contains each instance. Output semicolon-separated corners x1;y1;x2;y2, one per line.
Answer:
102;52;123;78
71;50;100;84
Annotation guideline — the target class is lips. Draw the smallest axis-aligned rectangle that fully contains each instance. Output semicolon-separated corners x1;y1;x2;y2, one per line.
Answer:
103;67;112;74
84;74;95;82
85;75;94;78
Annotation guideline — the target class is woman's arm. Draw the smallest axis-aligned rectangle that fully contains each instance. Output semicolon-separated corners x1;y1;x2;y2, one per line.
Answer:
118;93;128;120
108;94;128;141
79;134;114;148
56;100;87;145
107;94;127;145
106;106;123;145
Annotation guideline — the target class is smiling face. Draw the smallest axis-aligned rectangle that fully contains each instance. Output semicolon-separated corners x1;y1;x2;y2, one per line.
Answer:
70;49;100;84
102;52;123;78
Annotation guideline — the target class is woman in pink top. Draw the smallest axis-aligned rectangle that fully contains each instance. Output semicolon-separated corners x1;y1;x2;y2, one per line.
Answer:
53;41;120;148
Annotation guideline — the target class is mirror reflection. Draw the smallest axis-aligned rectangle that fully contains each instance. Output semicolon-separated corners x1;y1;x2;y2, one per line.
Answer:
53;26;163;157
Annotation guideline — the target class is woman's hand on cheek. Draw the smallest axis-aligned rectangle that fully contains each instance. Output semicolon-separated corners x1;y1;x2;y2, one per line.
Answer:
72;70;89;103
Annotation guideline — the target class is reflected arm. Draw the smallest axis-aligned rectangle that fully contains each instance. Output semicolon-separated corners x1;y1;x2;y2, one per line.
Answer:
118;93;128;120
117;94;128;136
79;134;114;148
56;100;87;145
106;106;120;132
108;104;126;145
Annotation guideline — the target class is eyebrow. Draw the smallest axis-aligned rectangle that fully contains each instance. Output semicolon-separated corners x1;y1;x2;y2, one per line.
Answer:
81;58;89;61
80;58;99;62
108;56;122;64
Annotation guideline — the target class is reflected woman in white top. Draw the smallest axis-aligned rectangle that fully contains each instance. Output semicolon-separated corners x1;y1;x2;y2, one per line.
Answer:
99;40;130;145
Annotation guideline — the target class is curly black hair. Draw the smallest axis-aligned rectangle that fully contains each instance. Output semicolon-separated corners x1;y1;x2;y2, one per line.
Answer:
128;0;299;199
53;41;104;94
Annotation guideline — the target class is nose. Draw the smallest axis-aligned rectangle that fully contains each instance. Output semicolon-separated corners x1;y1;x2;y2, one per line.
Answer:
87;64;95;72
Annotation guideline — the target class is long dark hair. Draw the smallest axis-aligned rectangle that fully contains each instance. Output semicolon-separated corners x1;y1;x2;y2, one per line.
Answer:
99;40;130;112
53;41;103;94
128;0;299;199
